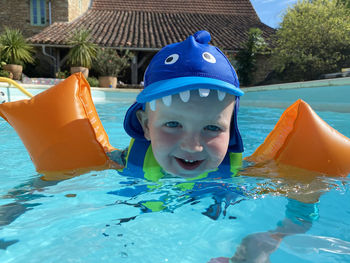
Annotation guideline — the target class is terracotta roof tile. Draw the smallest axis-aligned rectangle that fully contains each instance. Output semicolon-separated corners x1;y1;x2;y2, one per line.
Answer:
28;1;275;51
91;0;259;17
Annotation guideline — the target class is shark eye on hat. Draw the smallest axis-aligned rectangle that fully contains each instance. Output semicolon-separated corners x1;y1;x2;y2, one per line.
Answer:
164;54;179;65
202;52;216;63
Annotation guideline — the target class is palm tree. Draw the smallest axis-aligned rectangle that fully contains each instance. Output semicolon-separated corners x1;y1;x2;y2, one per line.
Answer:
0;27;34;79
67;29;98;78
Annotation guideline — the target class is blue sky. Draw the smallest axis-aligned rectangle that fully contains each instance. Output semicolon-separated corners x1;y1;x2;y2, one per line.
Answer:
250;0;298;28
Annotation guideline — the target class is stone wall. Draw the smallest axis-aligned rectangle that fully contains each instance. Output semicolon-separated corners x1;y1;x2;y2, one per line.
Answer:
51;0;69;23
68;0;91;21
0;0;36;37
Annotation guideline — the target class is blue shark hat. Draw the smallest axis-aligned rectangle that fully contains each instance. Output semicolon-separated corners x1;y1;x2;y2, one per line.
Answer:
124;30;244;152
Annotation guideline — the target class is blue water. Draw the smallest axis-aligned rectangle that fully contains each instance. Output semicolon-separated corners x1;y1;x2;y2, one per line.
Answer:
0;93;350;263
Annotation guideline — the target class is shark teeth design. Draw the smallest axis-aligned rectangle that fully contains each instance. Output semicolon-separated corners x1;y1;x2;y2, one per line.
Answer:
162;95;172;106
179;90;190;102
199;89;210;97
149;100;156;111
153;89;228;109
217;90;226;101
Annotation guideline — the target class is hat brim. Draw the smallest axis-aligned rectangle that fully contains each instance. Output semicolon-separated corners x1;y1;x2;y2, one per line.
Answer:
137;76;243;103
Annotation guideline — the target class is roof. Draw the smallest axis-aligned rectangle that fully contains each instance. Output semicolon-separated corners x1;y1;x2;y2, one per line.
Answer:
28;0;275;51
91;0;259;16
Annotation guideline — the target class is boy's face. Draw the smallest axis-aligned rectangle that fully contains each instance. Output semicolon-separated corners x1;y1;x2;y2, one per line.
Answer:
137;90;235;178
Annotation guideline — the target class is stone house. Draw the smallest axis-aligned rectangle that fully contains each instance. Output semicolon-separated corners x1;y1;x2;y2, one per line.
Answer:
0;0;91;37
0;0;92;78
0;0;275;84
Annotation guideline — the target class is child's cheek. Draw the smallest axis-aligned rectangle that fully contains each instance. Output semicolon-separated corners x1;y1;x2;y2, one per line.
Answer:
206;133;230;157
152;128;180;149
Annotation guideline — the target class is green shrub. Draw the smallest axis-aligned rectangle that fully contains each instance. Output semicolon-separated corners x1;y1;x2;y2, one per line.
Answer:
93;48;132;77
0;69;10;77
236;28;269;86
87;77;99;87
55;70;69;79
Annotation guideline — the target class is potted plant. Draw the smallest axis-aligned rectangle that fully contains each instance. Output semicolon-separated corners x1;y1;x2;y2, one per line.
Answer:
0;27;34;80
93;48;132;88
67;29;98;79
0;61;11;78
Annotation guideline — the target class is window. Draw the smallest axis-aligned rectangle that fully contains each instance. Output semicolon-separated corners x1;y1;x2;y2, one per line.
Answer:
30;0;46;26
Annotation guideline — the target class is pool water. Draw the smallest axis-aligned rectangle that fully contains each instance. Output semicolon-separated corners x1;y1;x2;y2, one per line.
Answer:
0;93;350;263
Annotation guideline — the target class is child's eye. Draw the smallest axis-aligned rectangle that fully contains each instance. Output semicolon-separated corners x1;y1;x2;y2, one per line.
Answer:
164;121;180;128
204;125;221;132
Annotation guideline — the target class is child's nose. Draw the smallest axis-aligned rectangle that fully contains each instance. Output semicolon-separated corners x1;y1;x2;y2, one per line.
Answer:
180;133;203;153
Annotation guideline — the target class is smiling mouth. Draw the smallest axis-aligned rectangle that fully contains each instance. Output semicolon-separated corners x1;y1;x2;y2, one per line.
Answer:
175;157;203;170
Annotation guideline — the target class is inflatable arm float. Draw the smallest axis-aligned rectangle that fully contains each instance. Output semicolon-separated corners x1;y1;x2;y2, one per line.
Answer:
0;74;349;179
0;73;122;180
245;99;350;177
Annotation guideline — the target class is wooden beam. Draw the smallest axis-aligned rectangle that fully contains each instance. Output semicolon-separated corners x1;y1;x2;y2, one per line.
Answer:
131;52;139;84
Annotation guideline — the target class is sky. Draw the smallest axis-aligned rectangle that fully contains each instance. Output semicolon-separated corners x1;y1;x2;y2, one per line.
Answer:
250;0;298;28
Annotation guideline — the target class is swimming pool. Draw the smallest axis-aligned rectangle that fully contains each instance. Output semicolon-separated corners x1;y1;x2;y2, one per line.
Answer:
0;91;350;263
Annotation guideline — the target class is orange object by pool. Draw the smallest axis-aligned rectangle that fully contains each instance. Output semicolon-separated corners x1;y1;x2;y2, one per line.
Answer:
245;99;350;177
0;73;122;179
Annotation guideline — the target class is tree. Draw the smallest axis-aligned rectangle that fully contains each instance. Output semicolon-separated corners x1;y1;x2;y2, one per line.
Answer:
273;0;350;81
337;0;350;8
235;28;269;86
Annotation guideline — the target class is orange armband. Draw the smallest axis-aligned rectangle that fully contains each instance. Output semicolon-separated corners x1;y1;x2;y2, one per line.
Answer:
246;99;350;177
0;73;123;180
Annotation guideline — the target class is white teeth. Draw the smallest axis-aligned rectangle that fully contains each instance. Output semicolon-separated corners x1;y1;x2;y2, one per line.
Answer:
185;159;195;163
162;95;172;106
149;100;156;111
155;89;226;108
199;89;210;97
179;90;190;102
217;90;226;101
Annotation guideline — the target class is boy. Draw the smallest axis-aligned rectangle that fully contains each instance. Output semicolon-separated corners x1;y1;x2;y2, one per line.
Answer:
110;31;320;262
109;30;244;179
